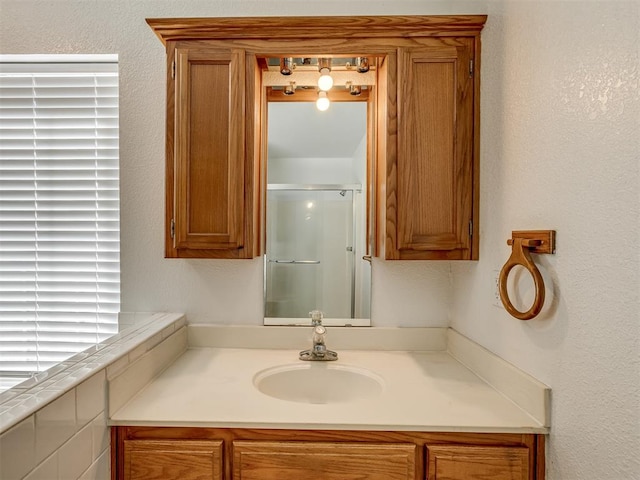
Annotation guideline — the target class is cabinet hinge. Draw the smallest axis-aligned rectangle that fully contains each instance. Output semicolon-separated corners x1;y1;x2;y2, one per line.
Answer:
469;220;473;237
170;218;175;239
171;60;176;79
469;59;474;78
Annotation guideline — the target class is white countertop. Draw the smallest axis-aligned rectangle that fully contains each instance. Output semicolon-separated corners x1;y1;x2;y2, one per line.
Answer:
109;345;548;433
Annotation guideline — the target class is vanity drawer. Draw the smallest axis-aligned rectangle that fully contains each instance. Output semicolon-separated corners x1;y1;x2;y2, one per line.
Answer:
232;441;416;480
426;444;530;480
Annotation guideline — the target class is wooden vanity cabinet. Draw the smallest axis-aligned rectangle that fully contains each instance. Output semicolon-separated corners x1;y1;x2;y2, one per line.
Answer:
147;15;485;261
112;427;544;480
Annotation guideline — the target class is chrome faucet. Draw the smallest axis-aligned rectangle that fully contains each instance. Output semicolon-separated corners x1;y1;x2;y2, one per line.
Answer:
299;310;338;361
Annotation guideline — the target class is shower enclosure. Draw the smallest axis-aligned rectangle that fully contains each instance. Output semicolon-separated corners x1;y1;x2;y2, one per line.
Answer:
264;184;366;324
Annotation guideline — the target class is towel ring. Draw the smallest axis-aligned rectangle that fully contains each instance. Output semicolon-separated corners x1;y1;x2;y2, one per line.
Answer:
499;238;545;320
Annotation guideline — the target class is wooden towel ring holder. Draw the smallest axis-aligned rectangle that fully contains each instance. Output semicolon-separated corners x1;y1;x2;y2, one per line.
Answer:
499;231;556;320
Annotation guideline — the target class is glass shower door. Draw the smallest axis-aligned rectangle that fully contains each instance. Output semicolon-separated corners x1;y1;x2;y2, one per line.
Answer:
264;187;355;321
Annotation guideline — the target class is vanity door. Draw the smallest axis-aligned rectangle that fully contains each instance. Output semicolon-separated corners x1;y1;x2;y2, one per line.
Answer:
166;44;260;259
379;39;478;260
121;439;223;480
232;441;416;480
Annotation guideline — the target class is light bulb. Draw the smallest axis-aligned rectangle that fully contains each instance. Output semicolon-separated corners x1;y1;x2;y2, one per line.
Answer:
317;68;334;91
316;91;330;111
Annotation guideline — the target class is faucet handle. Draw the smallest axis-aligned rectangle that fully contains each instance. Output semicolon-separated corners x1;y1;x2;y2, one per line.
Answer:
309;310;323;325
313;325;326;338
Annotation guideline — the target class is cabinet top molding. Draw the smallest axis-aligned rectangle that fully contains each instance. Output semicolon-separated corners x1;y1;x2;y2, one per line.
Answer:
146;15;487;45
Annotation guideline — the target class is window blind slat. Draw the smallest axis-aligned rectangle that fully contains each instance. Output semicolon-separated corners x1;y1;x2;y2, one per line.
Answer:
0;56;120;382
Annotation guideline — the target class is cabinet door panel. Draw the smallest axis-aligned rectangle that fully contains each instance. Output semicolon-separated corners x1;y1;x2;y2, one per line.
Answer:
233;441;416;480
174;47;245;252
123;439;223;480
391;41;474;259
427;445;529;480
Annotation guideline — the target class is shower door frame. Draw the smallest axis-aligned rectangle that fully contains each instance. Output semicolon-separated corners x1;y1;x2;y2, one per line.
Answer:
263;183;367;326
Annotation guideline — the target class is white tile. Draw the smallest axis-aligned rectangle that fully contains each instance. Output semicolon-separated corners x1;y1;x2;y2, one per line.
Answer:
105;355;129;380
23;452;58;480
161;323;176;339
64;350;92;364
35;390;77;463
0;388;27;405
0;415;36;480
58;422;93;480
76;371;106;427
91;412;109;460
1;400;36;432
175;315;187;329
108;327;187;416
146;331;164;350
1;313;185;438
79;447;110;480
108;352;155;415
151;327;188;371
127;342;148;363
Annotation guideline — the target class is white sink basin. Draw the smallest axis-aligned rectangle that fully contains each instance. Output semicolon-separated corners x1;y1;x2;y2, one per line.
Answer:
253;363;384;405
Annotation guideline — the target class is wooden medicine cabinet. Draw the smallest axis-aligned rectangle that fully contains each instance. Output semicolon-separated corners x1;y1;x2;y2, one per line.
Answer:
147;15;486;260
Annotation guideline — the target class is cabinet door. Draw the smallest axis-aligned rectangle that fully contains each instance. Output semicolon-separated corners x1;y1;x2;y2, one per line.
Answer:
426;445;530;480
233;441;416;480
122;439;223;480
170;46;257;258
383;41;476;260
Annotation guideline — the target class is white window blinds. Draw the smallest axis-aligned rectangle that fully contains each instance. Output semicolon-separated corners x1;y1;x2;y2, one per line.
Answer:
0;55;120;380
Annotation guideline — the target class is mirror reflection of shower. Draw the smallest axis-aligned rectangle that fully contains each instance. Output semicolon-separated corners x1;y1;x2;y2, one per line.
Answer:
264;102;370;326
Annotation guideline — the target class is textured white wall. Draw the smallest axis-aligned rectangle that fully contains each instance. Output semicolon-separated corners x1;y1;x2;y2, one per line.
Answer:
450;2;640;479
1;1;638;479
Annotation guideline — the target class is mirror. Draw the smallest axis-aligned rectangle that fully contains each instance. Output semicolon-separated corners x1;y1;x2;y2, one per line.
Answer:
263;99;371;326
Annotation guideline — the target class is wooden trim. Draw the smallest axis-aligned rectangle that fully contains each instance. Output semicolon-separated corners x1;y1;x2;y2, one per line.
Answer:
246;53;261;258
266;88;370;102
117;426;538;445
535;435;546;480
147;15;488;44
111;427;118;480
471;30;482;260
164;45;177;258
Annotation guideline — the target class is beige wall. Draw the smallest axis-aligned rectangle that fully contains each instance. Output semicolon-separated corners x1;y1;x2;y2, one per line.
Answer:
1;1;638;479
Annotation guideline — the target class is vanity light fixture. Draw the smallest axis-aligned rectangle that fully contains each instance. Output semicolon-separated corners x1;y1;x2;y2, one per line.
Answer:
316;91;330;111
283;82;296;95
317;58;333;91
356;57;370;73
280;57;294;75
348;83;362;96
